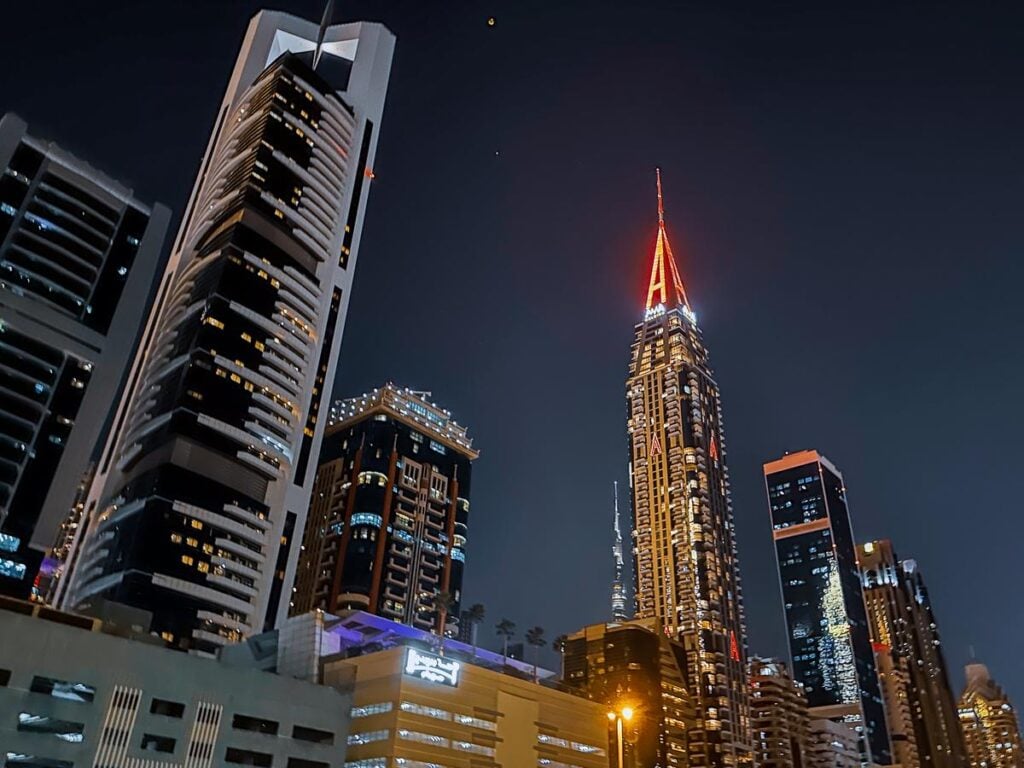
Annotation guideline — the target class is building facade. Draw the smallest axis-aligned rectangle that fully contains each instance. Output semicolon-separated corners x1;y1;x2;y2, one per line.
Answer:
626;170;750;768
562;619;694;767
860;539;968;768
749;657;810;768
0;597;351;766
806;719;862;768
958;663;1022;768
611;480;629;621
763;450;890;764
291;385;477;634
0;114;170;599
332;646;610;768
59;11;394;653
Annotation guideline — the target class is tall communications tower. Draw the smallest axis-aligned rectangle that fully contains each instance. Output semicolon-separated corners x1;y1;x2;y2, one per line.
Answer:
611;480;627;621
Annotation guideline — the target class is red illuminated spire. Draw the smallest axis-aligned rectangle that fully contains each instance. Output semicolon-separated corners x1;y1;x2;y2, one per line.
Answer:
644;168;690;311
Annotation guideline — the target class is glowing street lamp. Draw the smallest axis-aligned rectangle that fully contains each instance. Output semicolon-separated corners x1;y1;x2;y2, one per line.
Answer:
608;706;634;768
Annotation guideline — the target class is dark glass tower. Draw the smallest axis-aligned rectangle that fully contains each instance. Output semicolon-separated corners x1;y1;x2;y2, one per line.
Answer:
0;114;169;598
59;11;394;653
291;384;476;634
860;539;969;768
626;171;750;767
562;619;694;767
763;450;891;764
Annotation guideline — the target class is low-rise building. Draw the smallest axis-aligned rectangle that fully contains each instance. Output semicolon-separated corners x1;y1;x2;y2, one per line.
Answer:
0;597;351;766
806;719;861;768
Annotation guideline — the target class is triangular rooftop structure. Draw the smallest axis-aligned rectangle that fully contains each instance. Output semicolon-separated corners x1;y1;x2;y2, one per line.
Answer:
644;168;691;312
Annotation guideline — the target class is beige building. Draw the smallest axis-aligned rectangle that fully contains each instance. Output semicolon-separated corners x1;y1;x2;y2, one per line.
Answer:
749;658;810;768
959;662;1022;768
805;719;861;768
325;645;610;767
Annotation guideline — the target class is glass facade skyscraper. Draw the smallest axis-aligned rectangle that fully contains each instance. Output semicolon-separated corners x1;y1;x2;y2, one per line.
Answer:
626;171;750;767
0;114;169;598
59;11;394;653
763;450;891;764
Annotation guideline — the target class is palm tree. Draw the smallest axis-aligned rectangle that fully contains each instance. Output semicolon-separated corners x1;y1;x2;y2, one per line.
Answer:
435;590;456;656
465;603;486;657
495;618;516;665
552;633;568;678
526;626;546;683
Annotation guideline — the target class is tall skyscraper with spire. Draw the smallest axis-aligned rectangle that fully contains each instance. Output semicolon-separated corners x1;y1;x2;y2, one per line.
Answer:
611;480;628;621
626;170;750;768
57;9;394;653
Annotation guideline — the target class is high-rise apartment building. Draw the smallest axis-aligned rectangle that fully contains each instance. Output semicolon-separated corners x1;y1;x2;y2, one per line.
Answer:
291;384;476;633
625;170;750;767
0;114;169;598
763;450;891;764
749;658;810;768
860;539;968;767
562;619;694;767
59;11;394;653
958;663;1022;768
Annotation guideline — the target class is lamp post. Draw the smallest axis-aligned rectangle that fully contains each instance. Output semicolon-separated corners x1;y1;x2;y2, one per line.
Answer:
606;706;634;768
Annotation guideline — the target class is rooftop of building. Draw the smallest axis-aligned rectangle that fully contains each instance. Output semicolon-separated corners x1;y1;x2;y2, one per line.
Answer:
327;382;478;457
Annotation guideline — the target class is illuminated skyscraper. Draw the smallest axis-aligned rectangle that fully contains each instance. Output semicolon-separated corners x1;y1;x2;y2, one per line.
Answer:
958;663;1022;768
0;114;169;598
860;539;969;768
626;170;750;767
763;451;891;764
291;384;476;633
611;480;628;621
59;10;394;653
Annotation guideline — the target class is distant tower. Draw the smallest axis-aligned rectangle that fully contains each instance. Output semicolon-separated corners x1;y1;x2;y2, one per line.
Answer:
958;663;1022;768
610;481;627;621
626;170;750;767
0;114;169;598
763;450;891;764
59;10;394;652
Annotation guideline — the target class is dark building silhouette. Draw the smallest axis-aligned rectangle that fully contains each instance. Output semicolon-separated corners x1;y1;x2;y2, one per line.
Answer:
763;450;891;764
861;539;969;768
291;384;476;635
562;619;694;767
0;114;169;598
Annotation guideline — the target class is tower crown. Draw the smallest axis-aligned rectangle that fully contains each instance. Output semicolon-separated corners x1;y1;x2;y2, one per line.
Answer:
644;169;690;313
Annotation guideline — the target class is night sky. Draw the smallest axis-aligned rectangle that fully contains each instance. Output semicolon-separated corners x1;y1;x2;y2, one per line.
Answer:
4;1;1022;700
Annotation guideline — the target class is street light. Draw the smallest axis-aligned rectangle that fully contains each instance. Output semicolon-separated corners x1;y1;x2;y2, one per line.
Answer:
607;706;634;768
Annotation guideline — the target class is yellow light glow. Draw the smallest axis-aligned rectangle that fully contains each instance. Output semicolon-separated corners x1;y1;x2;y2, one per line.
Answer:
622;707;634;721
607;711;616;721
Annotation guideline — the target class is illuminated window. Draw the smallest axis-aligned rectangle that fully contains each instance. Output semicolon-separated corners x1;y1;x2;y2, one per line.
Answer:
181;556;194;566
350;702;392;718
204;317;225;330
191;520;203;530
170;533;182;544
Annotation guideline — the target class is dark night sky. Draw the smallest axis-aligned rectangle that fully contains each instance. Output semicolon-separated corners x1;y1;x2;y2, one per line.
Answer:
4;1;1022;699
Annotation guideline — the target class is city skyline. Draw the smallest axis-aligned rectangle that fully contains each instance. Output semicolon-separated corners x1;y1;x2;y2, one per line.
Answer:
1;0;1022;707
